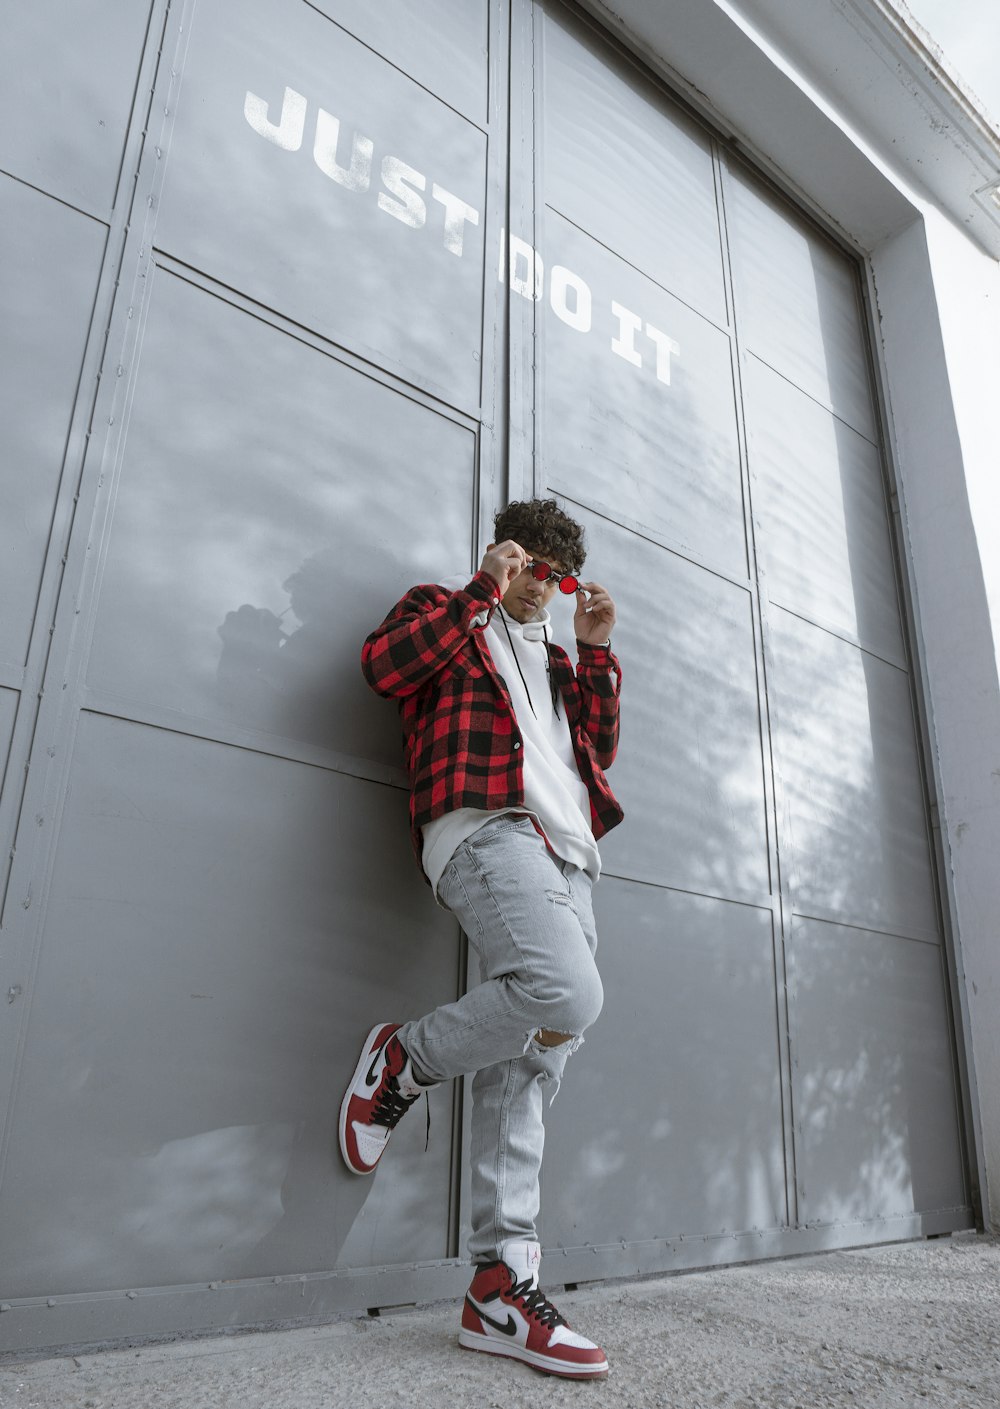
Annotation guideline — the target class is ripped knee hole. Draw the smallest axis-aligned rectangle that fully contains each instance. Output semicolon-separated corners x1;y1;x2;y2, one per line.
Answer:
536;1028;573;1047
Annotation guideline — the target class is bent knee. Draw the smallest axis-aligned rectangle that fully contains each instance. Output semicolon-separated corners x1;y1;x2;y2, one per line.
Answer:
535;966;603;1037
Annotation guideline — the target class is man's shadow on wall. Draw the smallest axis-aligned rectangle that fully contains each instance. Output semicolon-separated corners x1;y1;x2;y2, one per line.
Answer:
212;551;461;1275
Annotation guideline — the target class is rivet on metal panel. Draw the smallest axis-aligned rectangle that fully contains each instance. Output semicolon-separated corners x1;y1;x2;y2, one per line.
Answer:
47;1299;56;1308
209;1283;219;1290
126;1292;138;1300
7;987;21;1004
0;1305;10;1312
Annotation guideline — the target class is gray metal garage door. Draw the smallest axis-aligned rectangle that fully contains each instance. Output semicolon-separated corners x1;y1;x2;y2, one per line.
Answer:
528;3;971;1273
0;0;972;1352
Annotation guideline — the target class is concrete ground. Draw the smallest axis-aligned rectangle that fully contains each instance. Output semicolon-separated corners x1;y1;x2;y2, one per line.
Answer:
1;1233;997;1409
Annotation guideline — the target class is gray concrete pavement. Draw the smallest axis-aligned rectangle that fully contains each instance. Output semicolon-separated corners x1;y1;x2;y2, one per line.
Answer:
1;1233;998;1408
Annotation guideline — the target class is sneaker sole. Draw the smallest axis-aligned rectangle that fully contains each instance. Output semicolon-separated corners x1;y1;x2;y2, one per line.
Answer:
458;1328;609;1379
338;1022;395;1176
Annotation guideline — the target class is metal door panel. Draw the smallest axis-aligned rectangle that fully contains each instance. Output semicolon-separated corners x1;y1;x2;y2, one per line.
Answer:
0;713;458;1297
0;178;105;669
727;165;877;442
790;917;967;1225
309;0;489;126
746;357;904;663
768;610;939;939
85;269;475;765
541;877;785;1245
541;3;727;328
0;0;152;216
544;505;770;905
156;0;487;408
541;212;748;582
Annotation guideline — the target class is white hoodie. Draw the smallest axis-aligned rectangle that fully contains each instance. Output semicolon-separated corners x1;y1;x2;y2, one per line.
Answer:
420;575;601;899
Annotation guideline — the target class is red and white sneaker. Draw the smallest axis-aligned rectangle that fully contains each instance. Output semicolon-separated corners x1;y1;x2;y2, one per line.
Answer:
339;1023;424;1176
459;1239;609;1379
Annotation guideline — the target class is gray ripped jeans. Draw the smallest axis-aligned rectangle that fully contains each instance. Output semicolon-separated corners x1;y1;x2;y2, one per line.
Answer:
397;813;603;1263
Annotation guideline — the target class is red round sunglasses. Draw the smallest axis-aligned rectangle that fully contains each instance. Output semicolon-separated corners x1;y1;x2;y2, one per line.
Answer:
525;559;580;594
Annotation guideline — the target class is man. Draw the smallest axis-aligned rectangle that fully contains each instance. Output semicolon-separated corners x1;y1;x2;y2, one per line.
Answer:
339;497;623;1379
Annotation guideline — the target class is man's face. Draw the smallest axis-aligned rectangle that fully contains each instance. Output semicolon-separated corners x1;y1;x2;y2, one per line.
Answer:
500;546;568;625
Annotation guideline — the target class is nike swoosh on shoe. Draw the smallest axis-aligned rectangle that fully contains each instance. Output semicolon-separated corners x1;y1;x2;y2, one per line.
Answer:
465;1295;518;1337
365;1042;388;1086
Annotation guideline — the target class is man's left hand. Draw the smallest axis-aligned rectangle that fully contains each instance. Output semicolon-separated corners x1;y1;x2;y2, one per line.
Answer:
574;582;617;647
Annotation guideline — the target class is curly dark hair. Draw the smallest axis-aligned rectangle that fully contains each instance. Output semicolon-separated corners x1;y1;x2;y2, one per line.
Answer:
492;497;586;575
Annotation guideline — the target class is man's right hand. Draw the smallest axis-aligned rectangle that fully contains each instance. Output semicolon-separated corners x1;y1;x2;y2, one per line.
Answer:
479;540;529;596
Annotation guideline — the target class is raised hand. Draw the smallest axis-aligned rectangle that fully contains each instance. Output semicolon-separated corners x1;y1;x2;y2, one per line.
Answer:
480;540;529;596
574;581;617;646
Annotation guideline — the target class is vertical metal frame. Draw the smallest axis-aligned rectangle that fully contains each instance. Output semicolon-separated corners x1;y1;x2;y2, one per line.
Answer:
505;0;539;502
713;148;800;1232
454;0;516;1259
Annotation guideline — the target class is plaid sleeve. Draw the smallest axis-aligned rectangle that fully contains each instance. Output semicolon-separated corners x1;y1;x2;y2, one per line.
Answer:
360;572;502;698
573;640;622;769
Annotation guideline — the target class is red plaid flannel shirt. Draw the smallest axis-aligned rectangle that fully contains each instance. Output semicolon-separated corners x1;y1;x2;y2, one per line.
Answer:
361;570;623;875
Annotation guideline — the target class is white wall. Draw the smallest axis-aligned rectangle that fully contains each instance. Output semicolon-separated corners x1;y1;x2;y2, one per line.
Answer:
922;210;1000;656
868;214;1000;1230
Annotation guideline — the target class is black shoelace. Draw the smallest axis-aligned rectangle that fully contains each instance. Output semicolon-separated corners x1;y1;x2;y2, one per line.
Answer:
371;1081;418;1130
372;1074;431;1151
509;1276;568;1331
